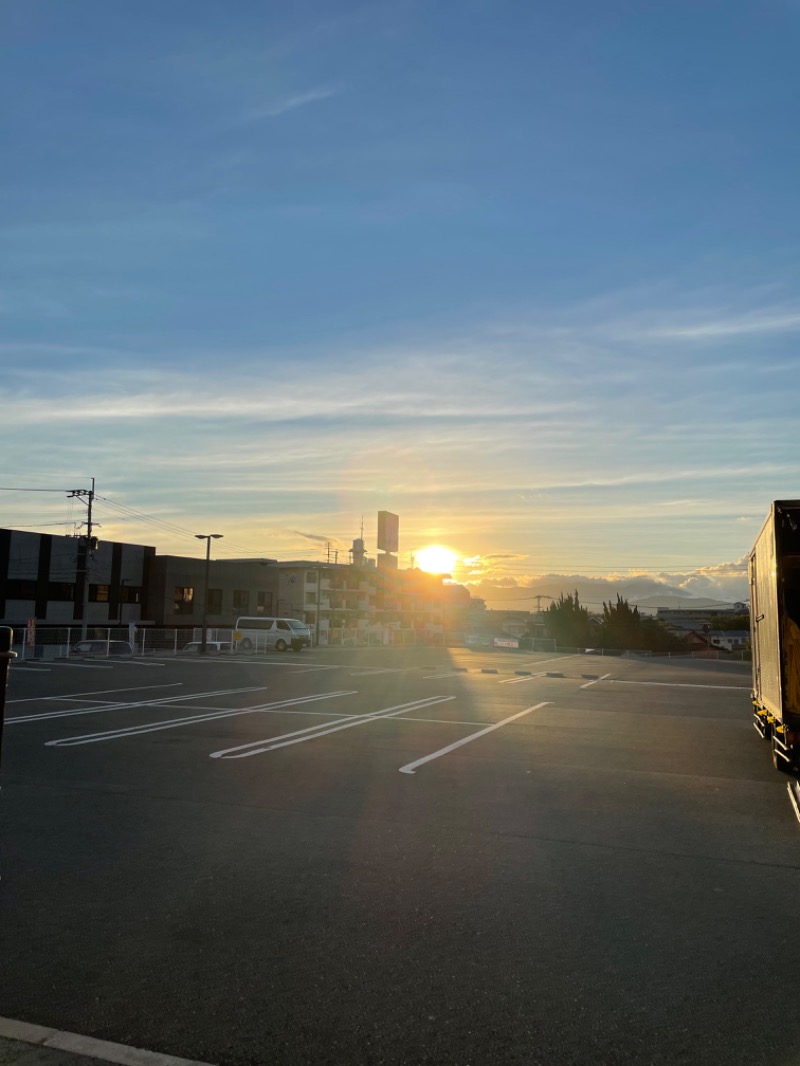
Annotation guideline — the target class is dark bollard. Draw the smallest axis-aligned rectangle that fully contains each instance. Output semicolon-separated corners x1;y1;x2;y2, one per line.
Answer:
0;627;17;773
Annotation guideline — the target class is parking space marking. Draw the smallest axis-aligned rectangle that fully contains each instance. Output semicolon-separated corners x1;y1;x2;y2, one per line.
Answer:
499;673;544;684
10;685;265;725
211;695;456;760
45;690;357;747
44;662;114;669
398;702;551;775
422;672;469;680
581;673;613;689
349;668;407;676
7;682;185;705
606;679;750;690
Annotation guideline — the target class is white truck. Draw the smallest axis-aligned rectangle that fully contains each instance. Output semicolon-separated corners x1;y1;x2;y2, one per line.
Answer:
750;501;800;795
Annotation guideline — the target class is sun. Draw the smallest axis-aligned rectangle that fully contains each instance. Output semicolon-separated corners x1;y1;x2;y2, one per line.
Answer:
415;545;458;575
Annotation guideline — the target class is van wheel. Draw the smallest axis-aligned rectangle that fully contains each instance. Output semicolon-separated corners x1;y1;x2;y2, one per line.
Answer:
275;639;287;652
239;638;253;651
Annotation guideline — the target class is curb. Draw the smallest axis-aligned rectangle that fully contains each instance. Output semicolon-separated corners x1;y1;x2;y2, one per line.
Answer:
0;1018;216;1066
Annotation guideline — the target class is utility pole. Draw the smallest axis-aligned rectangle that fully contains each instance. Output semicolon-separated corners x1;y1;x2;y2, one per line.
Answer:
68;478;95;639
0;627;17;774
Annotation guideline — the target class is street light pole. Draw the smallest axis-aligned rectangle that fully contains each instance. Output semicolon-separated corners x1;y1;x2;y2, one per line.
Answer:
195;534;223;654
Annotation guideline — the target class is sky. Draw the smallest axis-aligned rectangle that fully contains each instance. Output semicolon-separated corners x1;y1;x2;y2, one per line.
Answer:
1;0;799;610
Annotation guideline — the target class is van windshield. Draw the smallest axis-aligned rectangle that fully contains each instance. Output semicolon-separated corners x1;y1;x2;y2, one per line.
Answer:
288;620;308;631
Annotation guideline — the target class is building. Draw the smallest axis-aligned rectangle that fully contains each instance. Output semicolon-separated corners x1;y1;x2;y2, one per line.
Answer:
708;629;750;652
656;603;749;636
0;527;152;630
145;555;278;628
0;525;471;645
273;560;460;644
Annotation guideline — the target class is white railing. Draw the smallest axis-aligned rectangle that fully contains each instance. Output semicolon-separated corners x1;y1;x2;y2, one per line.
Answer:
11;624;514;659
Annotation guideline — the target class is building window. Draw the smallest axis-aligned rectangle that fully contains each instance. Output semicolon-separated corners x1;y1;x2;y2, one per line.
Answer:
120;586;142;604
207;588;223;615
174;586;194;615
233;589;249;611
257;590;272;613
7;579;37;599
305;591;317;605
306;570;318;584
90;584;110;603
48;582;75;602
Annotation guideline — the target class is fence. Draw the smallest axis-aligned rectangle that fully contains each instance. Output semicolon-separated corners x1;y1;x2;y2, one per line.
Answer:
14;626;749;661
543;644;751;661
13;624;450;659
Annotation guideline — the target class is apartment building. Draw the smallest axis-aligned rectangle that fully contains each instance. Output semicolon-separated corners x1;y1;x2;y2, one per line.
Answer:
274;560;461;644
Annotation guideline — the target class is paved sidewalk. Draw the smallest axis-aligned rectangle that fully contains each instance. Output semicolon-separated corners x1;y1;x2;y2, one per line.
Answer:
0;1021;215;1066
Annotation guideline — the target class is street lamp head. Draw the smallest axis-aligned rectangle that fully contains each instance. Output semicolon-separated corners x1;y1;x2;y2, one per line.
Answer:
195;533;223;540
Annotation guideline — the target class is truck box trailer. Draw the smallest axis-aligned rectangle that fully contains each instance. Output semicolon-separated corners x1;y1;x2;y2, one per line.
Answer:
750;500;800;775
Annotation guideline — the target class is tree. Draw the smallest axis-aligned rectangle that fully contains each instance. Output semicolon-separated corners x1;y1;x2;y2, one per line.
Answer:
600;595;689;653
602;595;642;650
544;591;591;648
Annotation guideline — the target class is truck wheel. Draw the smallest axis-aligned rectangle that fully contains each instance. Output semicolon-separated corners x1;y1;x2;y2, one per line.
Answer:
772;737;791;773
239;638;253;651
275;639;287;652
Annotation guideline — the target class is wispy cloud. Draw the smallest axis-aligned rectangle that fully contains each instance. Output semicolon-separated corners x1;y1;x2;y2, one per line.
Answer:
243;85;339;121
292;529;344;547
635;308;800;341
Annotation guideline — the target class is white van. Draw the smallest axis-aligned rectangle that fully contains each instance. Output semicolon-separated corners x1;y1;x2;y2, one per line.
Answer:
234;617;312;653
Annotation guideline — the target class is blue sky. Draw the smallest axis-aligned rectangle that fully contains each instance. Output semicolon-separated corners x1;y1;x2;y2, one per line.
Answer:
2;0;799;606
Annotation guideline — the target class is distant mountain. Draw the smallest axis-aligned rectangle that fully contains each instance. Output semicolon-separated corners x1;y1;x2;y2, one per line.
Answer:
471;577;747;613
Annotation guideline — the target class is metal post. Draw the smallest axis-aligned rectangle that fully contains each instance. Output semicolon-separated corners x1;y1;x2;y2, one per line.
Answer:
0;628;18;772
315;567;321;648
194;534;223;654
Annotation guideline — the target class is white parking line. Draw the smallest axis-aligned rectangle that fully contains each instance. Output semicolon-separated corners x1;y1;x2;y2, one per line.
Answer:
606;680;750;690
44;662;114;670
211;696;456;760
398;702;551;775
581;673;613;689
8;682;185;705
10;686;266;724
499;673;544;685
349;668;406;676
45;691;357;747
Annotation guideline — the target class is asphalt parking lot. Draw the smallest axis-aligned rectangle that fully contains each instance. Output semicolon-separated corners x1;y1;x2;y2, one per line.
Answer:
1;647;798;1066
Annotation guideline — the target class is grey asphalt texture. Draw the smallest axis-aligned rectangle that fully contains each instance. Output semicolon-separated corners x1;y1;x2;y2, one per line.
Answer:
0;1036;99;1066
1;646;797;1066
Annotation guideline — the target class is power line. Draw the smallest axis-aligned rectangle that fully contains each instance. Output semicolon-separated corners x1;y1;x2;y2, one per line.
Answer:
95;497;202;541
0;486;87;493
